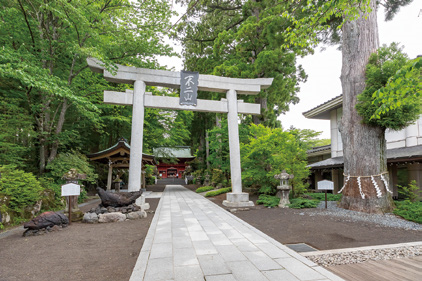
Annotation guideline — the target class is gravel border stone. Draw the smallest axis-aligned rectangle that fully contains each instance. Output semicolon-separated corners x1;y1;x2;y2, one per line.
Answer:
299;201;422;231
306;245;421;267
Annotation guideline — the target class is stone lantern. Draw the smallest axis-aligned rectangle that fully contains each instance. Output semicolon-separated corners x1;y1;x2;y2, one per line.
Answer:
274;170;294;208
204;173;210;186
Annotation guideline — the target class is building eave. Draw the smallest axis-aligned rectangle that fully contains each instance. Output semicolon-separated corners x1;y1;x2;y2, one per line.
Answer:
303;95;343;120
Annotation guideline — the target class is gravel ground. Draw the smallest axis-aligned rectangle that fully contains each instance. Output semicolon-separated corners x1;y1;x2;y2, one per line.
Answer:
311;201;422;231
307;245;422;267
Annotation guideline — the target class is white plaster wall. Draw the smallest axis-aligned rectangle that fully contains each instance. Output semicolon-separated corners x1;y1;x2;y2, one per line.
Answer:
330;108;343;157
329;112;422;154
419;116;422;145
330;110;338;157
386;129;406;149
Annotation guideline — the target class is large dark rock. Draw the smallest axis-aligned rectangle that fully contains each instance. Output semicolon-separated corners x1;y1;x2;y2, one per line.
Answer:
24;211;69;230
96;187;142;208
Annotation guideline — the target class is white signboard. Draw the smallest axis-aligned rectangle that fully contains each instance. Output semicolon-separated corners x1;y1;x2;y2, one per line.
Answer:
317;180;334;191
61;183;81;196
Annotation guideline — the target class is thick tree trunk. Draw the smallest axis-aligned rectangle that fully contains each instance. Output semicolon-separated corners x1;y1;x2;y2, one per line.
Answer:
47;98;68;165
339;0;394;213
252;97;267;125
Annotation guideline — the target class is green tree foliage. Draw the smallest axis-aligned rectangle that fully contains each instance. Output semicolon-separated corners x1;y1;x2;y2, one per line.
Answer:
207;120;250;179
0;88;34;168
0;0;174;174
241;124;309;196
46;150;97;184
0;165;43;223
356;43;421;130
175;0;308;126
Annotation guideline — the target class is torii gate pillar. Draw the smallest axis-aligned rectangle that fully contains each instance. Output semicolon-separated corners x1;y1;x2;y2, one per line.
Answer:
87;58;273;207
128;80;146;192
224;89;253;207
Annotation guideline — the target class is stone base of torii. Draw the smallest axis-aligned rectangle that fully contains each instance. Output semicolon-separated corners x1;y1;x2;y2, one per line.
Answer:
87;58;273;207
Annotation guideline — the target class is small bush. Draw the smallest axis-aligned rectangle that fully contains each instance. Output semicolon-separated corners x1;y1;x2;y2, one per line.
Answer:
305;192;342;201
0;165;43;223
46;150;97;184
196;186;214;193
211;169;225;186
38;177;64;210
398;180;420;202
256;195;280;208
288;198;319;209
205;187;232;197
393;201;422;224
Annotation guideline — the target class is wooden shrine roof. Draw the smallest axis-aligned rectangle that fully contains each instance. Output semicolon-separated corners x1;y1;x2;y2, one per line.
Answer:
87;138;155;167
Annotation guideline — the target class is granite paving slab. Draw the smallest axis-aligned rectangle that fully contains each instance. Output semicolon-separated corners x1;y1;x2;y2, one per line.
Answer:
129;185;344;281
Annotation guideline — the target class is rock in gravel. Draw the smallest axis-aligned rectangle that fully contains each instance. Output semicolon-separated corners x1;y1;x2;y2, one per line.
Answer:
83;212;99;223
126;211;147;220
98;212;126;223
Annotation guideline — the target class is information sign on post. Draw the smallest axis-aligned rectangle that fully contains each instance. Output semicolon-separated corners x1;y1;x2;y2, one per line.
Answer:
61;183;80;224
317;180;334;209
179;70;199;106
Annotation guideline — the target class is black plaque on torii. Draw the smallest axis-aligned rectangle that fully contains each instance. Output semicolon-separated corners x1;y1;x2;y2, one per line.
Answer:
179;70;199;106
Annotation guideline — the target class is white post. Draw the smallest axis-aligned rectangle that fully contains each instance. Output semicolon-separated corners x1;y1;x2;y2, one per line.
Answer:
128;80;146;192
107;165;113;191
224;89;253;207
226;89;242;193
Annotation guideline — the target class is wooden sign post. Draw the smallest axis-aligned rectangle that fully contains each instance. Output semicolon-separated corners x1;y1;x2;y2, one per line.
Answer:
61;183;80;225
317;180;334;209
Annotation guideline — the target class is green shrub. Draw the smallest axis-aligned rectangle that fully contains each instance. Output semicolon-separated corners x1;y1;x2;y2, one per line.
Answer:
305;192;342;201
256;195;280;208
288;198;319;209
205;187;232;197
393;201;422;224
398;180;420;202
145;165;156;185
196;186;214;193
46;150;97;184
0;165;43;222
211;169;225;185
38;177;64;210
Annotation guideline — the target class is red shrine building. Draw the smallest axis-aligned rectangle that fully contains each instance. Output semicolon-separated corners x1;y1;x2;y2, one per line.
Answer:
153;146;195;179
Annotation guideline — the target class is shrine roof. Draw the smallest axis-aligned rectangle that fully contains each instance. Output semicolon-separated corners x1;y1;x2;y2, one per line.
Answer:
153;146;195;159
87;137;155;165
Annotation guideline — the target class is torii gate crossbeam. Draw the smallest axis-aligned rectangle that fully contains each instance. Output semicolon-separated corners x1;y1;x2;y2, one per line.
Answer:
87;58;273;207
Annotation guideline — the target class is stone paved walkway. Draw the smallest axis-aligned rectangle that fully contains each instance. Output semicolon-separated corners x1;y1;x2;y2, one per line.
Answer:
130;185;343;281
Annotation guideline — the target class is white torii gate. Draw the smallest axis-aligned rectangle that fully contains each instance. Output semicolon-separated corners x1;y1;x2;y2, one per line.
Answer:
87;58;273;207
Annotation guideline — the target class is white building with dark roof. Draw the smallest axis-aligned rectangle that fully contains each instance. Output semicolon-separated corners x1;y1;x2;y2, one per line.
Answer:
304;94;422;197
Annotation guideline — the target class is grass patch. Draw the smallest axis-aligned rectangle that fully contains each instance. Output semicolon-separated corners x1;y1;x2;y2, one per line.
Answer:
393;201;422;224
256;195;280;208
305;192;342;201
205;187;231;197
288;198;319;209
196;186;214;193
